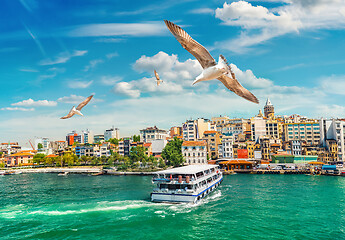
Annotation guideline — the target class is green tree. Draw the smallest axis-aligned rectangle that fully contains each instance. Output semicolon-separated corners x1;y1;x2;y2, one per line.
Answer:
33;153;46;166
107;138;119;145
37;143;43;150
132;135;140;142
161;137;184;167
130;146;148;168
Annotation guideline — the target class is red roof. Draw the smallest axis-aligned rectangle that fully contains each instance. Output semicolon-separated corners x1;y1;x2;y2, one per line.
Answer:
182;141;206;147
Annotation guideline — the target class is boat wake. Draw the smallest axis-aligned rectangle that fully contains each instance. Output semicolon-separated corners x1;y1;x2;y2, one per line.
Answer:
0;200;163;219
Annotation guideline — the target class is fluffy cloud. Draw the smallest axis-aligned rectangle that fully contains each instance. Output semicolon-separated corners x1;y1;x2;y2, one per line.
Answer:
68;22;167;37
67;80;93;89
1;107;35;111
113;82;141;98
39;50;87;65
100;76;123;86
57;94;103;104
320;75;345;95
11;99;57;107
214;0;345;52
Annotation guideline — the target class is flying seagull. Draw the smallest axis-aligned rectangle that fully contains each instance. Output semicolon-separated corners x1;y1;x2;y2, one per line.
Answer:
164;20;259;104
60;95;93;119
154;70;163;86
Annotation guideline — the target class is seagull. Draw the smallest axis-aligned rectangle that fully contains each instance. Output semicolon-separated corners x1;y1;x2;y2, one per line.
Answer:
60;95;93;119
154;70;163;86
164;20;259;104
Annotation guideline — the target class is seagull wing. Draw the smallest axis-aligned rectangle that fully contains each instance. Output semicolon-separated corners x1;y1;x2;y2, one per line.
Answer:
154;70;160;80
76;95;93;111
164;20;216;69
217;74;259;104
60;106;76;119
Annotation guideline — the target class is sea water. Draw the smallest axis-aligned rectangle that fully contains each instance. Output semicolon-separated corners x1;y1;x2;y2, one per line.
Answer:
1;173;345;239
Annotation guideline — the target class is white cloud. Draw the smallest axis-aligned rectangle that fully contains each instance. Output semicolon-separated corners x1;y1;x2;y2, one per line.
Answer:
190;8;214;14
68;22;167;37
57;94;103;104
95;38;125;43
11;99;57;107
106;52;119;59
1;107;35;111
113;51;204;98
19;68;39;72
100;76;123;86
320;75;345;95
84;59;104;71
39;50;87;65
214;0;345;52
231;63;273;89
67;80;93;89
113;82;141;98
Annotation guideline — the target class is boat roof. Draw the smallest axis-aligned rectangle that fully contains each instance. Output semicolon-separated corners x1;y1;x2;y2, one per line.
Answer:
155;165;218;175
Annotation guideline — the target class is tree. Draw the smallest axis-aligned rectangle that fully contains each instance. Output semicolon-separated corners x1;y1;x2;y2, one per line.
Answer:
130;146;148;168
132;135;140;142
37;143;43;150
107;138;119;146
33;153;46;166
161;137;184;167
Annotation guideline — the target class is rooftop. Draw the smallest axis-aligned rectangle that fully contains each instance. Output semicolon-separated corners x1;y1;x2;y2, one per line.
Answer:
155;164;218;175
182;141;206;147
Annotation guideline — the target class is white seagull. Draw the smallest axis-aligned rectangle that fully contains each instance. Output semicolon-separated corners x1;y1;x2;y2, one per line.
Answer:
154;70;163;86
60;95;93;119
164;20;259;104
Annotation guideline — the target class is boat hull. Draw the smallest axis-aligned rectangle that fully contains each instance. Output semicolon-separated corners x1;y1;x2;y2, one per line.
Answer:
151;177;223;203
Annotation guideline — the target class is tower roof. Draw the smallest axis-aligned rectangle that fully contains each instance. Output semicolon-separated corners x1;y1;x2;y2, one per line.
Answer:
265;98;272;106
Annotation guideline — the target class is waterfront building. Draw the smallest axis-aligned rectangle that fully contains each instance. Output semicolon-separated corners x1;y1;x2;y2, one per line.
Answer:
250;112;267;142
66;131;83;146
104;127;120;141
182;118;213;141
220;135;234;158
143;143;152;156
169;126;183;138
203;131;222;160
75;145;94;157
82;129;94;144
283;120;320;146
140;126;168;143
93;134;105;143
34;137;50;153
181;141;207;165
49;141;68;155
246;141;255;159
266;118;283;140
0;142;21;155
319;118;345;162
259;136;270;160
211;116;230;126
94;143;111;157
5;151;34;167
264;98;274;118
219;160;253;171
118;137;132;156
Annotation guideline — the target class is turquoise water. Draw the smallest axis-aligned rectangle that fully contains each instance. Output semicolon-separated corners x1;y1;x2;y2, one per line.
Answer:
1;174;345;239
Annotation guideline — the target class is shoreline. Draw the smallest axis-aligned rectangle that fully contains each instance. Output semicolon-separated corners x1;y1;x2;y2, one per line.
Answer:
0;167;156;175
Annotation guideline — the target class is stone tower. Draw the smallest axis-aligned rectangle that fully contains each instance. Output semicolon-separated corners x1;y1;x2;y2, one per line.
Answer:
264;98;274;118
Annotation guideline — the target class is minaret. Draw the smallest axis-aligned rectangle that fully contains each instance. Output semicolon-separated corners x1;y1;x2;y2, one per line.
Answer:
264;98;274;118
7;141;11;155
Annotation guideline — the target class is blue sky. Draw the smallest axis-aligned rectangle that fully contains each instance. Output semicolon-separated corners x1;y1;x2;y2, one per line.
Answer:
2;0;345;145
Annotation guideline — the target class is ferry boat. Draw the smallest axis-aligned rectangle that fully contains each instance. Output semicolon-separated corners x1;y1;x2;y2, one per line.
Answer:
151;165;223;203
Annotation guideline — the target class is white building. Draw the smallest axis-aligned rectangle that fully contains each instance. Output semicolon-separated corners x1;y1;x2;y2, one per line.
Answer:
290;140;302;156
320;118;345;161
82;129;94;144
104;127;120;141
251;116;266;142
34;137;50;154
220;136;234;158
182;118;212;141
140;126;168;143
182;141;207;165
